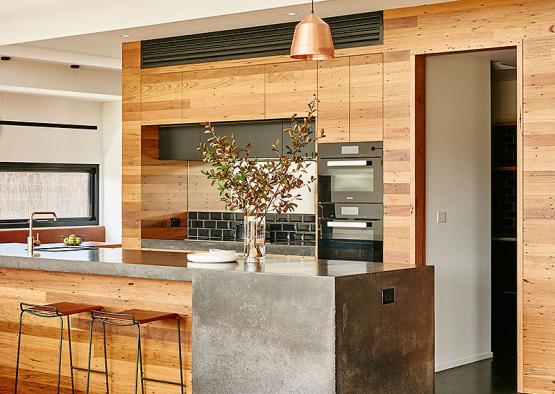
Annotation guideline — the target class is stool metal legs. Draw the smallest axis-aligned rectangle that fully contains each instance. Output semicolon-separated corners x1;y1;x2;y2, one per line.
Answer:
14;305;66;394
138;319;184;394
66;316;75;393
177;318;184;393
86;312;185;394
85;318;110;394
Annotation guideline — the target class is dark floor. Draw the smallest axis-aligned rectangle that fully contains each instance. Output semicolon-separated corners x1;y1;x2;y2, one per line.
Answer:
435;357;517;394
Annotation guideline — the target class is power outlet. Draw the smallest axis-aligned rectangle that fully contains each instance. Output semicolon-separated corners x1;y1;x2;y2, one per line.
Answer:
437;211;447;223
382;288;395;305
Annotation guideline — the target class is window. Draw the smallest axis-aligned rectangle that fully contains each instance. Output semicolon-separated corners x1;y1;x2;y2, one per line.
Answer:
0;163;99;228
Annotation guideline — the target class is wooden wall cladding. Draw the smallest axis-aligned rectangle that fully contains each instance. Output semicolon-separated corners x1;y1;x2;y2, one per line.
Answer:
187;162;227;212
141;73;183;125
350;54;383;142
522;36;555;393
182;65;265;123
317;57;350;142
265;61;317;119
382;50;411;264
141;125;188;240
0;268;192;393
122;42;143;250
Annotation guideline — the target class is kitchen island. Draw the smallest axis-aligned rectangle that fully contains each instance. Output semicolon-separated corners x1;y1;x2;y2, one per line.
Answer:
0;244;434;393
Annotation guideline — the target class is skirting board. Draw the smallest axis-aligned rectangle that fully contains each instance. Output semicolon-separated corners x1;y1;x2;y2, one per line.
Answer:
435;352;493;372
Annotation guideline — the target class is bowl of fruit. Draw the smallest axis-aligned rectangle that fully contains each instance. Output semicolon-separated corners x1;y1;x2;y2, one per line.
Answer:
62;234;84;246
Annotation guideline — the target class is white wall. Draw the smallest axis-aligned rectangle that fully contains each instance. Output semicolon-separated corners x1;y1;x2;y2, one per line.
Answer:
0;91;122;243
426;53;492;371
0;92;103;163
101;102;122;243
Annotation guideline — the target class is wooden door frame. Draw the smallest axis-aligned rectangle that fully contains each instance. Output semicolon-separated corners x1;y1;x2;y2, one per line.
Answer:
412;44;523;389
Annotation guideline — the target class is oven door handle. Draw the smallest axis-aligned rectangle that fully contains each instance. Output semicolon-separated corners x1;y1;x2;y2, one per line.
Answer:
326;160;371;167
327;221;372;228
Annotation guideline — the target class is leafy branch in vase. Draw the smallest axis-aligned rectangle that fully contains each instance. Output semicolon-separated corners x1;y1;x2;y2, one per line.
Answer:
197;99;325;218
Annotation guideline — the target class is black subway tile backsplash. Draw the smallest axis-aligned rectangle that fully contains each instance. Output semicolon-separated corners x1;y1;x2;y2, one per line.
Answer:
186;211;316;244
217;221;229;229
210;212;223;220
222;212;235;221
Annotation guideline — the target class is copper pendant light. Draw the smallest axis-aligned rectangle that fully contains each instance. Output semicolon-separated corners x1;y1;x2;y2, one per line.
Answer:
290;0;334;60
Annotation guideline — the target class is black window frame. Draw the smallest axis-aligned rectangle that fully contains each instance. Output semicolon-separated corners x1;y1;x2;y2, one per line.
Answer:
0;162;100;229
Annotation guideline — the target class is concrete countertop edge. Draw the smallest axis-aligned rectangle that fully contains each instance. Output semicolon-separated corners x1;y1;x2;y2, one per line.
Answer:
0;254;345;282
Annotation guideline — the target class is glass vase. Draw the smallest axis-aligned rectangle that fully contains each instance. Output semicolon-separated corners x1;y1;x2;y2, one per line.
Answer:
244;214;266;264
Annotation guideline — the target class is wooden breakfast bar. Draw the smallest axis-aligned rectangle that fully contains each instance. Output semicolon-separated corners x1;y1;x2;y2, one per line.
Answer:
0;244;434;393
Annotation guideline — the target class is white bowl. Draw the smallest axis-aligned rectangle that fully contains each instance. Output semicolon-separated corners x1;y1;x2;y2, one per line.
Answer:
187;251;238;263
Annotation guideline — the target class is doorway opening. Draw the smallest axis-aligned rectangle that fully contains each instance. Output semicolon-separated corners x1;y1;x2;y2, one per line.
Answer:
415;47;519;393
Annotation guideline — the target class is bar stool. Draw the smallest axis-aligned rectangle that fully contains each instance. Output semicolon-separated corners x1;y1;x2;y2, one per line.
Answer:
15;302;104;394
86;309;184;394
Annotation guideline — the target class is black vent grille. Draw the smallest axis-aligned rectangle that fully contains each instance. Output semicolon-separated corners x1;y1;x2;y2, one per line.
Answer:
141;11;382;68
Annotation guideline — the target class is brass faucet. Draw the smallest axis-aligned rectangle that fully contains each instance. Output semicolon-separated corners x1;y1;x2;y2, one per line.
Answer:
28;211;57;257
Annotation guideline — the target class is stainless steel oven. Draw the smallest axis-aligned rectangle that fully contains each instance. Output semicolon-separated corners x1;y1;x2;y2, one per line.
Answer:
317;142;383;262
318;203;383;261
318;142;383;204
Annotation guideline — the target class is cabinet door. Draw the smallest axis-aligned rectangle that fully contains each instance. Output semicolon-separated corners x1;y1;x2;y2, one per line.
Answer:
187;162;227;212
159;124;203;160
214;120;283;159
265;61;317;119
141;73;182;125
182;65;265;123
317;57;350;142
350;54;383;142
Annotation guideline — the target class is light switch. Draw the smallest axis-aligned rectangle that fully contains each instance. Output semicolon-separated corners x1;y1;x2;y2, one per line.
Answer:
437;211;447;223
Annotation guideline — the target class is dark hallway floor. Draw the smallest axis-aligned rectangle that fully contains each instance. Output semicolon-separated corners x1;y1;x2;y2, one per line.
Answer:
435;357;517;394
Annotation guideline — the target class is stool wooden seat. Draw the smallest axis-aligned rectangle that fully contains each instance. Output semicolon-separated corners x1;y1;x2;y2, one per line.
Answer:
15;302;104;394
94;309;179;324
86;308;184;394
31;302;103;316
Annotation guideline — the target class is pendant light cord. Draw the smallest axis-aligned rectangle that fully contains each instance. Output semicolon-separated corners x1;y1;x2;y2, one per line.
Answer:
311;0;314;13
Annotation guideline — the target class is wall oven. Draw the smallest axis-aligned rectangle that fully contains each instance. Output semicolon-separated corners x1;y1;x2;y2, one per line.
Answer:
317;142;383;262
318;142;383;204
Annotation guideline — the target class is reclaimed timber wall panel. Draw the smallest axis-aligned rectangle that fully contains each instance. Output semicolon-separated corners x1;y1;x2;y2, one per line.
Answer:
141;126;188;240
122;42;142;250
265;61;317;119
522;36;555;394
0;268;192;393
182;66;265;123
382;50;411;264
187;162;227;212
317;57;350;142
141;73;183;125
350;54;383;142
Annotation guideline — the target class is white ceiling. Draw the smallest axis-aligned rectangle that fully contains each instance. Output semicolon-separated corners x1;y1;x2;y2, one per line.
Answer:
0;0;455;69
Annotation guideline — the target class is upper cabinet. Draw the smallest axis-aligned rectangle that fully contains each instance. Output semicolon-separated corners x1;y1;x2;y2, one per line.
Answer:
139;55;383;142
349;54;383;142
265;61;317;119
317;54;384;143
182;65;265;123
141;73;183;125
317;57;350;142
